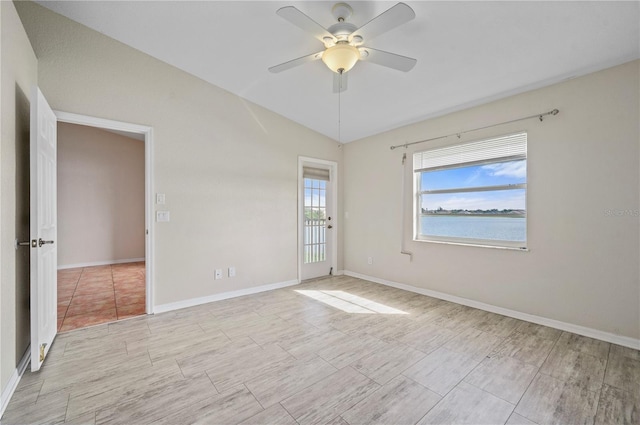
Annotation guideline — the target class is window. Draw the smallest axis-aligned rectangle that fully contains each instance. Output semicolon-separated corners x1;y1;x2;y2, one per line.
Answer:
414;132;527;248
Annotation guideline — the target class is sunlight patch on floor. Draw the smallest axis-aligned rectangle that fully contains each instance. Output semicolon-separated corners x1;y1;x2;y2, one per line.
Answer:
296;290;408;315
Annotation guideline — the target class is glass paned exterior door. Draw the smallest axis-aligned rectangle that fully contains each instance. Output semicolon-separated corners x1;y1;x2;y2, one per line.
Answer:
301;167;332;280
304;177;327;264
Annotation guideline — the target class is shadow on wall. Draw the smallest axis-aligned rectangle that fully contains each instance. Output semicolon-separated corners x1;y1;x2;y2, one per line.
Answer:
14;83;31;364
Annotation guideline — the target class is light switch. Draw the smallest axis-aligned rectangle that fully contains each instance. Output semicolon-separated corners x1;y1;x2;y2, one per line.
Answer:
156;211;170;222
156;193;166;205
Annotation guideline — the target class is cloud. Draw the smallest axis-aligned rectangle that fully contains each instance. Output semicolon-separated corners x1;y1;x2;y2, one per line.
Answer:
464;168;483;185
481;161;526;179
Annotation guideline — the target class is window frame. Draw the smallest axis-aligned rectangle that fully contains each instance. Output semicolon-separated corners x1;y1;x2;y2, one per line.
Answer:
413;134;528;250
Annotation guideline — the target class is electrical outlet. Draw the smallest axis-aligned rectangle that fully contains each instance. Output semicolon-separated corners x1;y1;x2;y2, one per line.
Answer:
214;269;223;280
228;267;236;277
367;257;373;265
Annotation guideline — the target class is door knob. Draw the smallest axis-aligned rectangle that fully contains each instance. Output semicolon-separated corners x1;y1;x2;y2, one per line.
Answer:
327;225;333;229
38;238;54;247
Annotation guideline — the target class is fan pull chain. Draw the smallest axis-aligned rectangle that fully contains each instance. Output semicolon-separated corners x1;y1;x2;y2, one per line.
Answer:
338;70;342;144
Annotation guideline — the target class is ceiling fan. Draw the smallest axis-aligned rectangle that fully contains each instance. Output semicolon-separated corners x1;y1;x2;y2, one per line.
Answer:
269;2;417;92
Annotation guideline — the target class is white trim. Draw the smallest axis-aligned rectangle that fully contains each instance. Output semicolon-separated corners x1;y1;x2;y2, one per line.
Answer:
55;111;151;134
54;111;154;314
57;258;145;270
298;156;339;282
145;128;154;314
343;270;640;350
1;348;30;418
414;237;529;251
154;279;299;314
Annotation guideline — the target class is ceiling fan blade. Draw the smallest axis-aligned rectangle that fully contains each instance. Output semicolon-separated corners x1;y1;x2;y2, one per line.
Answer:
277;6;337;43
268;51;324;74
333;72;348;93
359;47;417;72
350;3;415;42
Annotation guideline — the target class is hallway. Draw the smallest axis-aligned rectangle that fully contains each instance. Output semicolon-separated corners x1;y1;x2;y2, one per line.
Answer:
57;262;146;332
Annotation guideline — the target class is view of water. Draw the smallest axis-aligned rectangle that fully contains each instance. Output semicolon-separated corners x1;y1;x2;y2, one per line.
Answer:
421;215;526;242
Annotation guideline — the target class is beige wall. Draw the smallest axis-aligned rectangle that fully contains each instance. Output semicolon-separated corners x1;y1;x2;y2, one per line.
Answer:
57;123;145;267
1;0;37;396
344;60;640;340
15;1;343;307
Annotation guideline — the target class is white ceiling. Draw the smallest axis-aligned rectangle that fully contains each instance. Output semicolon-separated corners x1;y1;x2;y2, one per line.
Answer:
36;1;639;143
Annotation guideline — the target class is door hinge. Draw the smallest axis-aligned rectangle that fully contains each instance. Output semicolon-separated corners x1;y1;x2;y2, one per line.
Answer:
39;343;47;362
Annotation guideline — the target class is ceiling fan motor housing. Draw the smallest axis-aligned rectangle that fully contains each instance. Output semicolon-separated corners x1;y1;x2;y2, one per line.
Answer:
328;22;358;43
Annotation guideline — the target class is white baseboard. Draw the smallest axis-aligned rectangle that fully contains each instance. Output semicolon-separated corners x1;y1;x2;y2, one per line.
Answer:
344;270;640;350
58;257;145;270
1;348;30;418
154;279;300;314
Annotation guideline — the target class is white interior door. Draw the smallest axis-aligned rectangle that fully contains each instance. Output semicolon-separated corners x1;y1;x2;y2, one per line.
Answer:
301;166;333;280
30;87;57;372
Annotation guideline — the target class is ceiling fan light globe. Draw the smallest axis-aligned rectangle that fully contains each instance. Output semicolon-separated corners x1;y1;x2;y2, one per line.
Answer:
322;44;360;73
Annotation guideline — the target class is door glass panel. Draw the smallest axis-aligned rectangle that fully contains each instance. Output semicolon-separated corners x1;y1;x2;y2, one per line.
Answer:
304;177;326;264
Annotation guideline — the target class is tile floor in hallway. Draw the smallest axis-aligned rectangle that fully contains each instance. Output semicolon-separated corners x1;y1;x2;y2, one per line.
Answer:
57;262;146;332
5;275;639;425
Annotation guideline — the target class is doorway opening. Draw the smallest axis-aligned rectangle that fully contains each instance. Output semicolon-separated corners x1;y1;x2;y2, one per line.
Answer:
54;112;154;331
298;157;338;281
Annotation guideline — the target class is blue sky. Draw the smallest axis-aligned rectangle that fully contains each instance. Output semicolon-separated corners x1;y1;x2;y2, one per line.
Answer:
304;179;326;208
420;160;526;210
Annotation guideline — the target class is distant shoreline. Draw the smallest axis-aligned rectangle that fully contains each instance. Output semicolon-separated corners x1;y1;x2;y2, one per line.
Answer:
422;214;525;218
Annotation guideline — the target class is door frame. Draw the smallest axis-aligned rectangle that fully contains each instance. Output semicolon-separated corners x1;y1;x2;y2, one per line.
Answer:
54;111;155;314
298;156;338;282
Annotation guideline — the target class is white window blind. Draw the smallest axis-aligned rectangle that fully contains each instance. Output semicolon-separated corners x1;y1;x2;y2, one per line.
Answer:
303;167;330;181
413;132;527;173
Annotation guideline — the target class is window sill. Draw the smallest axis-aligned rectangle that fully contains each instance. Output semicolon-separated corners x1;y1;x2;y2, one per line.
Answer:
414;237;529;252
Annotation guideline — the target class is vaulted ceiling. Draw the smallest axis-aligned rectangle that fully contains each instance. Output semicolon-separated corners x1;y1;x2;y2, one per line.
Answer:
36;1;639;142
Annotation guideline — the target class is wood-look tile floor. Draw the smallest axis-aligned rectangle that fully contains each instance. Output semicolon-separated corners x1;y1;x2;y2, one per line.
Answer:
57;263;146;332
5;275;639;425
